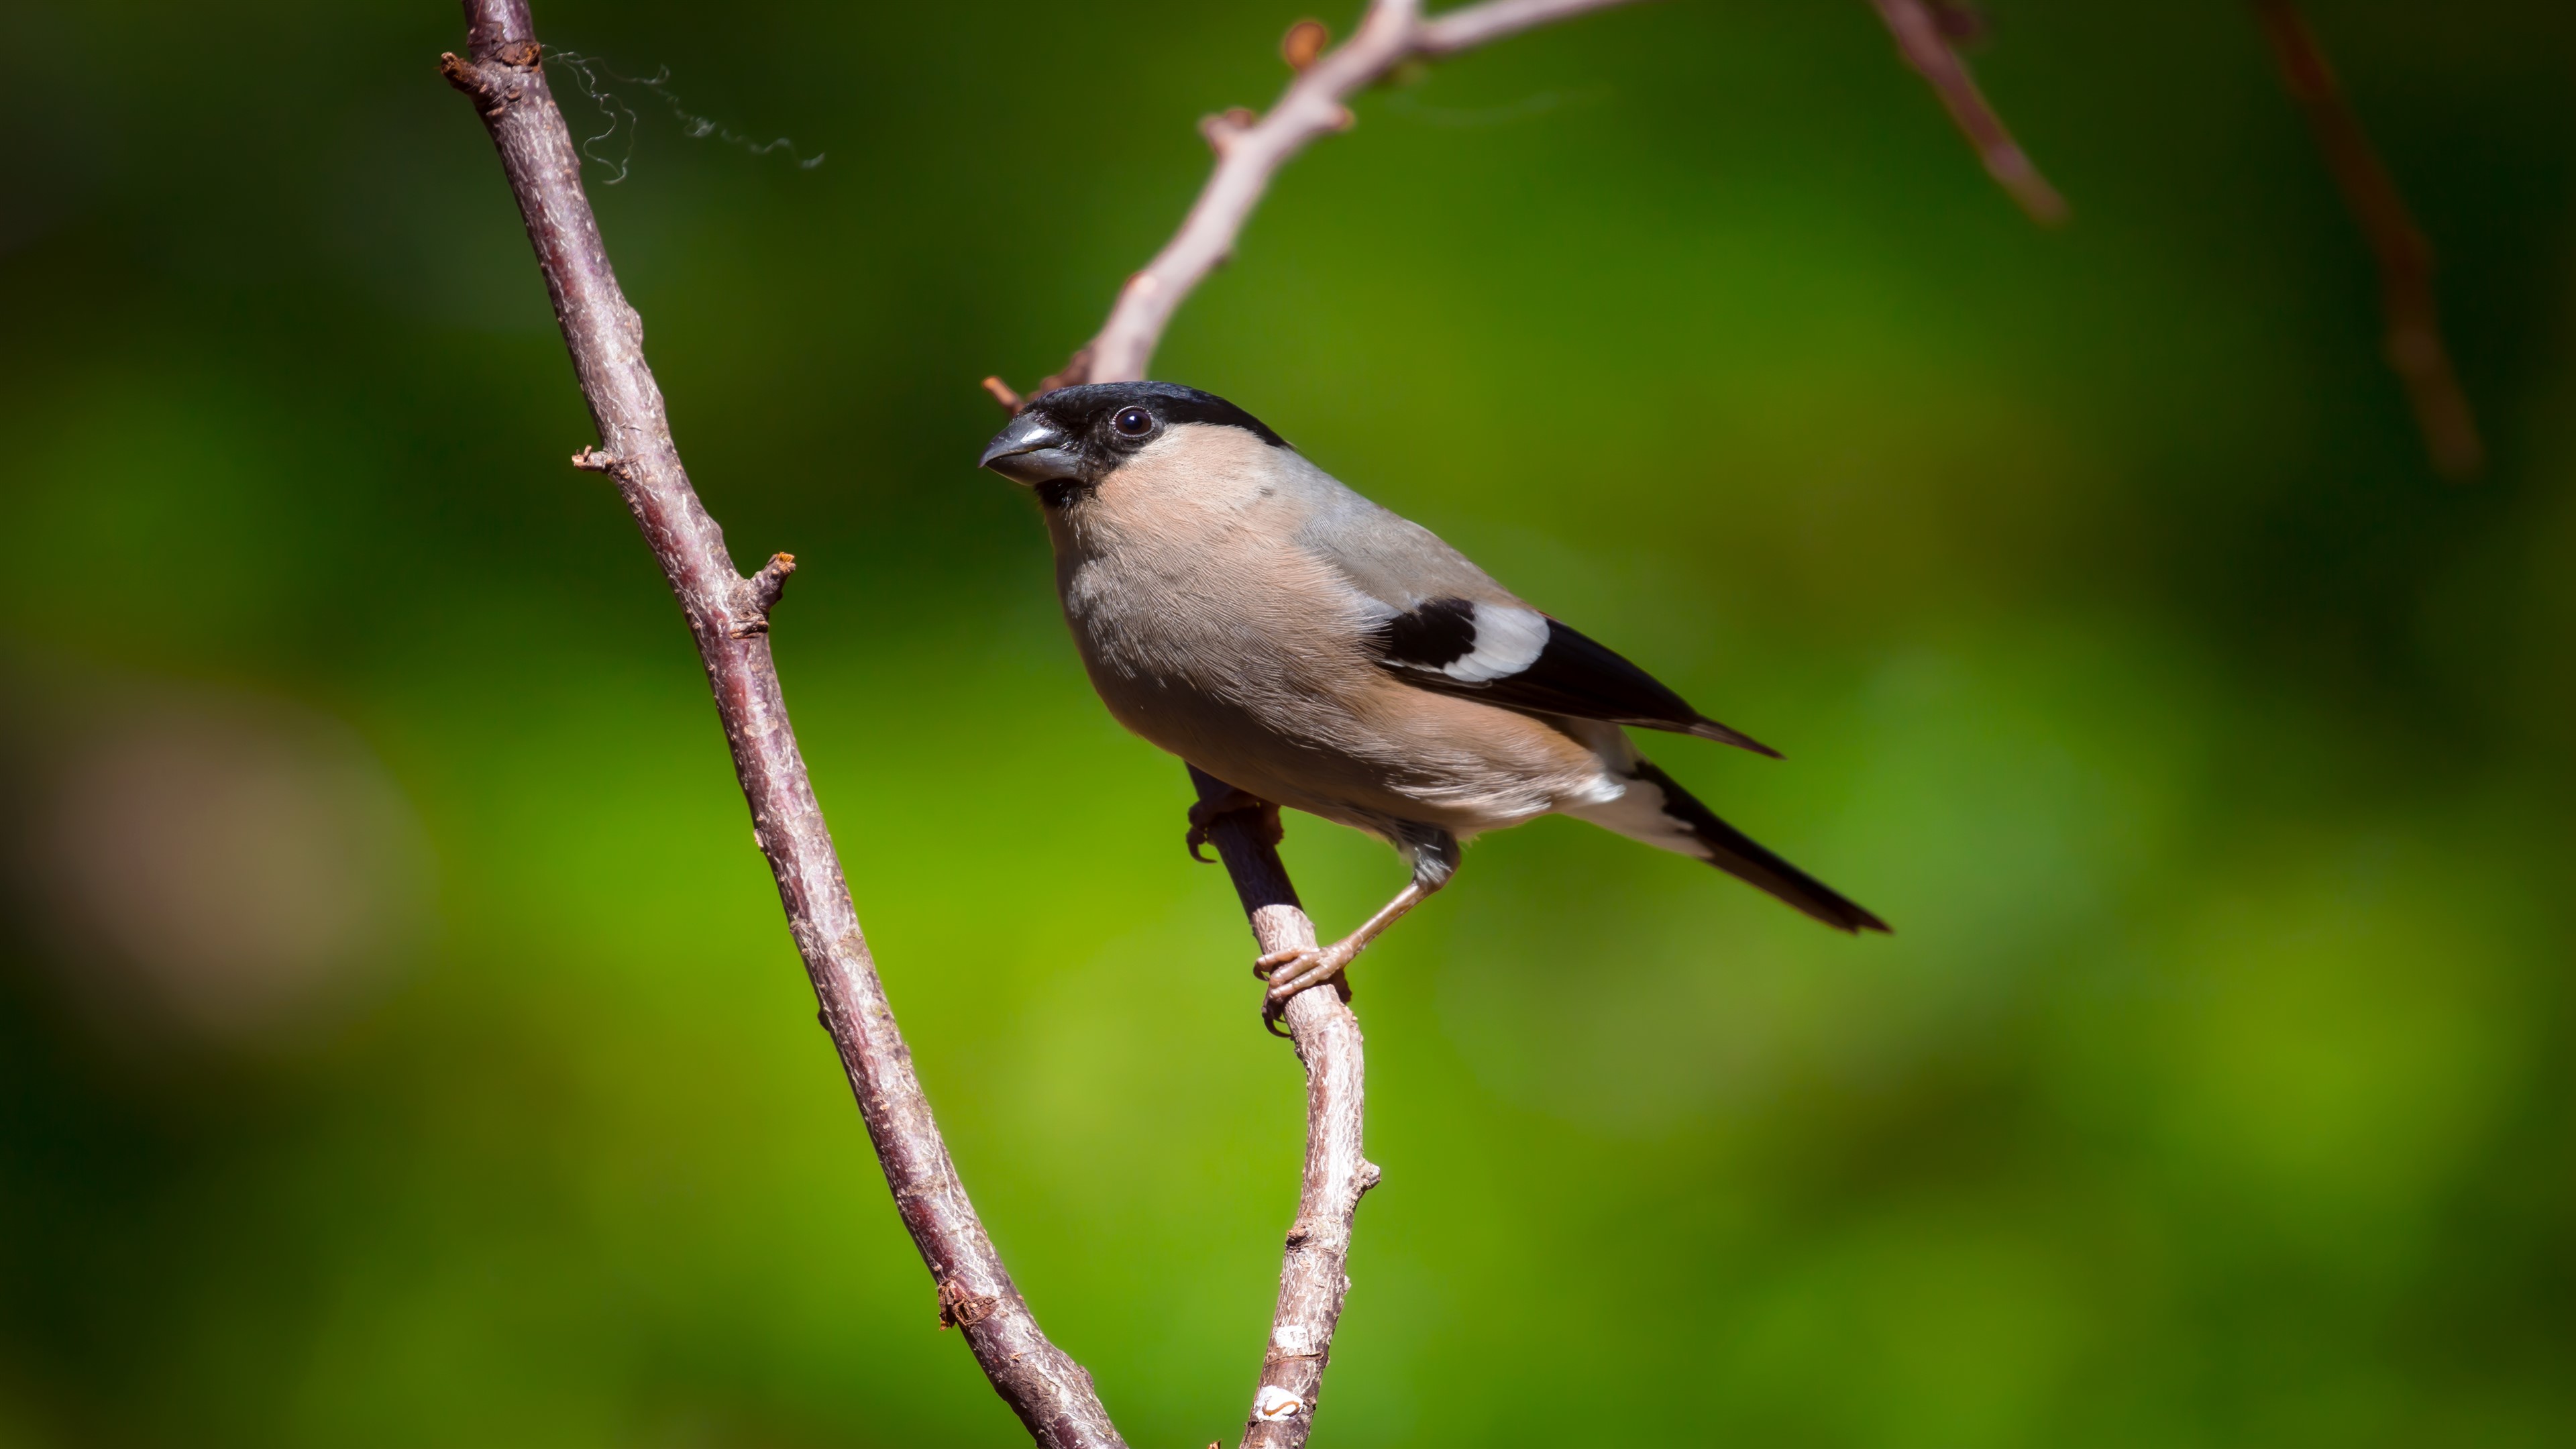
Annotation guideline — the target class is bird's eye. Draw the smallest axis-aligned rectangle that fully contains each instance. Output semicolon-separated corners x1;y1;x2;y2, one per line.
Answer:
1112;407;1155;437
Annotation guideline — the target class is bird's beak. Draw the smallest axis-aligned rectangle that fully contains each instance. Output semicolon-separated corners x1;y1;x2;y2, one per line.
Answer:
978;413;1083;485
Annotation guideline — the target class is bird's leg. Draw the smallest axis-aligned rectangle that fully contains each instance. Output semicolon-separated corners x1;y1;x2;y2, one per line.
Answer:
1185;785;1281;862
1256;828;1459;1024
1256;879;1442;1002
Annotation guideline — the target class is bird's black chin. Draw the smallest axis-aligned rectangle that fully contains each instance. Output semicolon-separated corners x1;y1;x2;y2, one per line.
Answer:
1035;478;1091;510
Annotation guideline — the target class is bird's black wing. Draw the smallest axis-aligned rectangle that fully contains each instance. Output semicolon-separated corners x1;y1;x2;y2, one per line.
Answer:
1370;596;1780;758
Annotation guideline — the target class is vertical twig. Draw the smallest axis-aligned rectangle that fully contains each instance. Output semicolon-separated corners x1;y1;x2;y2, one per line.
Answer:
1187;770;1379;1449
1866;0;2068;225
439;5;1125;1446
2250;0;2483;480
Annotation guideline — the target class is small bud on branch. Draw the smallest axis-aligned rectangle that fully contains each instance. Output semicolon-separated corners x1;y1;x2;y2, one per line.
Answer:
1282;19;1331;72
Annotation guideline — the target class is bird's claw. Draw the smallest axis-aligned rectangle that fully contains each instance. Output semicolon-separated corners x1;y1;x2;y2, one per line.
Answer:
1185;788;1279;863
1254;944;1354;1034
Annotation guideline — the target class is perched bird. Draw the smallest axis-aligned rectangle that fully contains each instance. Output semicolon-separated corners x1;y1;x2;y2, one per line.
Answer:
979;382;1886;1014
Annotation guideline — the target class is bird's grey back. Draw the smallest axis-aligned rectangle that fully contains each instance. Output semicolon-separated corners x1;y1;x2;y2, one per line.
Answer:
1272;449;1521;614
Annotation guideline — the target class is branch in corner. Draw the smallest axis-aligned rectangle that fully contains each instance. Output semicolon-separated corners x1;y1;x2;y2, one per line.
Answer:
2250;0;2483;480
1866;0;2068;225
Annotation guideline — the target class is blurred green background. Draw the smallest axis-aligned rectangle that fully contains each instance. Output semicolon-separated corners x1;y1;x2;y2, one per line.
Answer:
2;1;2571;1444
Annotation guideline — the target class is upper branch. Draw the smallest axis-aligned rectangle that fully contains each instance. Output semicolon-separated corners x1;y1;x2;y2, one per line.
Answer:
442;4;1126;1446
1038;0;1652;391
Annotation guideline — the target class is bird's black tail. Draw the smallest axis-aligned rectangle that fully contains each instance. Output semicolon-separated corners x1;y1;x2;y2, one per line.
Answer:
1566;757;1890;934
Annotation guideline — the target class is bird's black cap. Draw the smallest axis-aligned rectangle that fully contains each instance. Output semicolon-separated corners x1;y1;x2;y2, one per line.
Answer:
979;381;1290;488
1023;382;1289;449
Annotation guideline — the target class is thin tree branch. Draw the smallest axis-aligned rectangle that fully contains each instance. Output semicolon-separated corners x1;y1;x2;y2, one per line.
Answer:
1187;769;1378;1449
1866;0;2068;225
2249;0;2483;480
1006;0;1653;393
439;5;1124;1446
